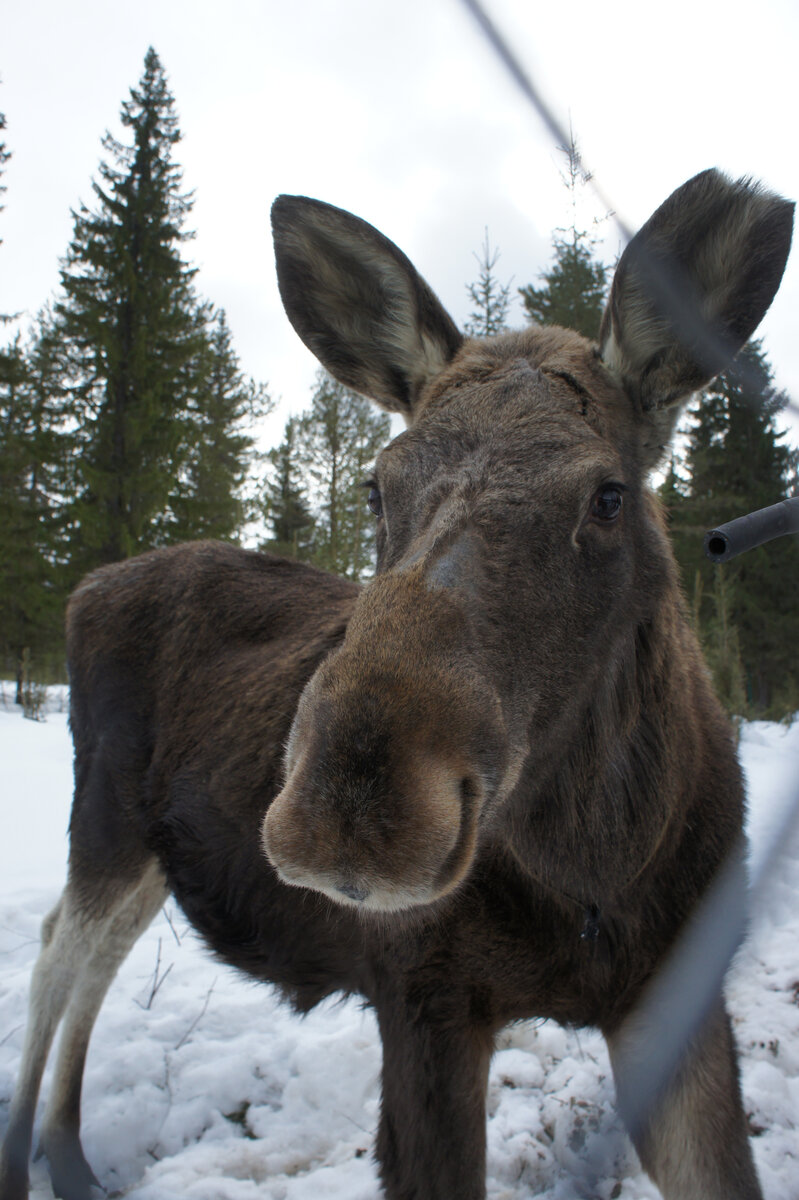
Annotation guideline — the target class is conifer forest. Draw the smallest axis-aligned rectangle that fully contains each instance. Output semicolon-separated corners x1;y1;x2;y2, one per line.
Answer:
1;51;797;719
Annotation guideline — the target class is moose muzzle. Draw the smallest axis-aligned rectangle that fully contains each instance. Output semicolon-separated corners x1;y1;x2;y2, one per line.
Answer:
262;571;506;911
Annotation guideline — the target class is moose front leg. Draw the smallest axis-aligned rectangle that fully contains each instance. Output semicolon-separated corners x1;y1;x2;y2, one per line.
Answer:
608;1000;762;1200
374;994;493;1200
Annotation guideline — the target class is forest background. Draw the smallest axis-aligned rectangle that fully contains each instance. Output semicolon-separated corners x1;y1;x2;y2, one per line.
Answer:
1;51;797;720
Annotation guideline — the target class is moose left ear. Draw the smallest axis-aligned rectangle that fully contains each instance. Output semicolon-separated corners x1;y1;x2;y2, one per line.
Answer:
599;170;793;445
272;196;463;422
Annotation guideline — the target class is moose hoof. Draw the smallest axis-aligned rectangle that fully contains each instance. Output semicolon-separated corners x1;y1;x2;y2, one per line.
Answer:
37;1129;103;1200
0;1154;30;1200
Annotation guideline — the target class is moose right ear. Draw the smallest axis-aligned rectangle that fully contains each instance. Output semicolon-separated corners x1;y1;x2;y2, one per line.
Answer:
271;196;463;422
599;169;793;445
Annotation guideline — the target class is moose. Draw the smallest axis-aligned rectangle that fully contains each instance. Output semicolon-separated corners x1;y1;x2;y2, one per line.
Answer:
0;169;793;1200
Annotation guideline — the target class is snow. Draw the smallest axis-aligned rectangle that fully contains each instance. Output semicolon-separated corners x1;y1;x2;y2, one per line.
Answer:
0;697;797;1199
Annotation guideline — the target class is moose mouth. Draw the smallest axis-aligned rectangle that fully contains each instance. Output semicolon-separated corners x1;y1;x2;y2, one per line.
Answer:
262;757;485;912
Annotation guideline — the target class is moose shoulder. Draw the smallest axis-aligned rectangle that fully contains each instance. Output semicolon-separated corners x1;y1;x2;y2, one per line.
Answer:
0;170;792;1200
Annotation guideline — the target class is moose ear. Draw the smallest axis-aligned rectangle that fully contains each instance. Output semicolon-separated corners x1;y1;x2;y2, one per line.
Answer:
271;196;463;421
599;170;793;448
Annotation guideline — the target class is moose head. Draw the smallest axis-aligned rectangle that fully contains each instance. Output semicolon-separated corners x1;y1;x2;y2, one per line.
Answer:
263;171;792;913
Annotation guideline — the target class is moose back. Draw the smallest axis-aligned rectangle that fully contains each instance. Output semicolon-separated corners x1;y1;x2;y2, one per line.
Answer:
0;169;793;1200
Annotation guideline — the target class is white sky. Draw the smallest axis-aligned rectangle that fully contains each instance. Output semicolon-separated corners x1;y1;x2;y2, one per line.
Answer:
2;0;798;455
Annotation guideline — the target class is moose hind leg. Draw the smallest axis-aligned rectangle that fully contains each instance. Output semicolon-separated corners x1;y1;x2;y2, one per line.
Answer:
37;860;169;1200
0;862;168;1200
608;1001;762;1200
0;897;78;1200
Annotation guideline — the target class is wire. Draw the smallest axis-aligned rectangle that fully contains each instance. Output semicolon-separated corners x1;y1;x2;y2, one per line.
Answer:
457;0;633;245
457;0;799;422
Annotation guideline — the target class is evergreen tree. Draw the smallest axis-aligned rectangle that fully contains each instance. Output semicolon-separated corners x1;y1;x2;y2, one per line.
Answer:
701;566;748;727
464;231;512;338
297;371;390;579
665;341;799;716
1;103;15;324
261;417;316;559
0;107;9;233
48;48;213;571
166;309;271;542
0;327;70;692
0;55;266;683
519;136;608;338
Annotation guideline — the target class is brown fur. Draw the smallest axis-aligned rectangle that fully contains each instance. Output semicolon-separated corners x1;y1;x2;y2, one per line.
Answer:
0;170;793;1200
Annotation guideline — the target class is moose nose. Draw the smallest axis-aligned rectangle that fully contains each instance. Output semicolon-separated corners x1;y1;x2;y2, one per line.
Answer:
263;742;489;912
337;882;369;903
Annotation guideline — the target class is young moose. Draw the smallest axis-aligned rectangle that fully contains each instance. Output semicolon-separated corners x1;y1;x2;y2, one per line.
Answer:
0;170;793;1200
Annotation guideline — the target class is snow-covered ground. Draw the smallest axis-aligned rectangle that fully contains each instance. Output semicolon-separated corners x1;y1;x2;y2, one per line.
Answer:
0;694;797;1199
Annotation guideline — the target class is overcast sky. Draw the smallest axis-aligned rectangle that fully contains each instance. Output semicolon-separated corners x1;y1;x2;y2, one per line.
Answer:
2;0;798;455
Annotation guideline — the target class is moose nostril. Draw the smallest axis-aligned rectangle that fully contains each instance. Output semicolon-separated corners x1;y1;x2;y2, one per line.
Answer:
337;882;369;903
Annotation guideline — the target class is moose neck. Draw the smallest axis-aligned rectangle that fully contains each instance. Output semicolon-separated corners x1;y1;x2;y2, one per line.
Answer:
503;589;717;920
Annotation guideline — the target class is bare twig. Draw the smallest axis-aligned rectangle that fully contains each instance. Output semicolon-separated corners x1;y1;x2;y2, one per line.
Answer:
175;980;216;1051
162;906;183;947
133;938;174;1011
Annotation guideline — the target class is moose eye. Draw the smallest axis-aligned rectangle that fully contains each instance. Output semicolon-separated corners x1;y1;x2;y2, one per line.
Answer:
365;483;383;518
590;485;625;523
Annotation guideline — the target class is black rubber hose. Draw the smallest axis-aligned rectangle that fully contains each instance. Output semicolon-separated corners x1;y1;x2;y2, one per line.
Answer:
704;497;799;562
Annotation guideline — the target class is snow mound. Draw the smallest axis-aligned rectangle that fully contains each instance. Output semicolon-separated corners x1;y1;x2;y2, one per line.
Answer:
1;709;797;1198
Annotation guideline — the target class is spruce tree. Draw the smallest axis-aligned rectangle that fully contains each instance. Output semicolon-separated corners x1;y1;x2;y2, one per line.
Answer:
702;566;748;726
261;417;316;559
1;56;266;682
166;309;271;542
0;106;9;225
50;48;209;571
0;327;70;691
464;231;512;338
1;104;14;324
297;371;390;579
666;341;799;715
519;137;608;338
